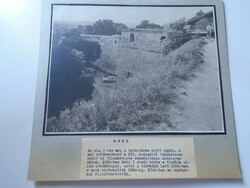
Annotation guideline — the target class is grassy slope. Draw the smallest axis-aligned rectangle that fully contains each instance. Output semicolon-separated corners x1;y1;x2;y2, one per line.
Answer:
168;40;223;131
47;38;207;132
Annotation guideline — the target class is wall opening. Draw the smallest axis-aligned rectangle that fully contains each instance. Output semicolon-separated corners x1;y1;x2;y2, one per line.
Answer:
160;36;166;40
130;33;135;42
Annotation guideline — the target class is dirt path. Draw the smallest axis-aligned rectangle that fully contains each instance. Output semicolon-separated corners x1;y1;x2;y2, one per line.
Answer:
172;40;224;132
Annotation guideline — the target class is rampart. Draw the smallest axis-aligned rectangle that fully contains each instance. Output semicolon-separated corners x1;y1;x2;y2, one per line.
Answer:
80;28;168;53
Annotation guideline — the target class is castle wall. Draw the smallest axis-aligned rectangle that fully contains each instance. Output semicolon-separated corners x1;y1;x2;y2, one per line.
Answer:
121;29;167;52
80;28;167;53
80;34;121;47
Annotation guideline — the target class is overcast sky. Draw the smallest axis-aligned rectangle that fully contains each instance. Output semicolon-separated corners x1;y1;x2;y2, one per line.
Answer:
53;5;213;27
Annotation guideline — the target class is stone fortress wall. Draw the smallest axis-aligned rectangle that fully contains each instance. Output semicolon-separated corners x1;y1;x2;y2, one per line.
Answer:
80;28;168;53
121;29;167;53
80;34;121;46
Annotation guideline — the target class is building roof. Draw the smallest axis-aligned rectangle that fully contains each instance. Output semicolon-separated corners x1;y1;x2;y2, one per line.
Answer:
187;10;213;25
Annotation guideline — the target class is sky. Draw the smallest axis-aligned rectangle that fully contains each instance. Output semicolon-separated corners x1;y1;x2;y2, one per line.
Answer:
53;5;213;27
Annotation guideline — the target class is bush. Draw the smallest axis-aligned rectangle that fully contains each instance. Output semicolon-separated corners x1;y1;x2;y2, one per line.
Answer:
47;101;97;132
162;19;191;55
166;39;207;81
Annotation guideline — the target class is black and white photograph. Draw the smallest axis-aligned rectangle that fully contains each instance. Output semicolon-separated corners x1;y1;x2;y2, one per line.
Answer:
44;4;225;134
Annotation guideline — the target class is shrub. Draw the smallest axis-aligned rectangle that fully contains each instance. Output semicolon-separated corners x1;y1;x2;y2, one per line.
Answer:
47;101;97;132
162;19;191;55
166;39;207;81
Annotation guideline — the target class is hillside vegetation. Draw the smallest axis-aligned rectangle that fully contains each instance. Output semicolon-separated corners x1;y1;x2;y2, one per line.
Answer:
47;38;207;132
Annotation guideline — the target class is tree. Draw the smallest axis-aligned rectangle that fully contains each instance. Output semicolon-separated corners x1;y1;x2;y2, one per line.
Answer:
114;23;127;35
93;19;116;35
196;10;204;17
162;18;191;55
136;20;163;29
82;20;127;35
48;32;101;118
84;25;94;34
136;20;150;28
77;25;85;33
62;33;101;65
65;28;81;38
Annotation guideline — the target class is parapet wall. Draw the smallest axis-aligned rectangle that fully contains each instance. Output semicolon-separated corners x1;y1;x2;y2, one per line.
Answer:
80;34;121;46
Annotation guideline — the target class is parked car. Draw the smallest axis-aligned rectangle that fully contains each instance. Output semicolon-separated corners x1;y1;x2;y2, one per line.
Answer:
102;75;117;83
